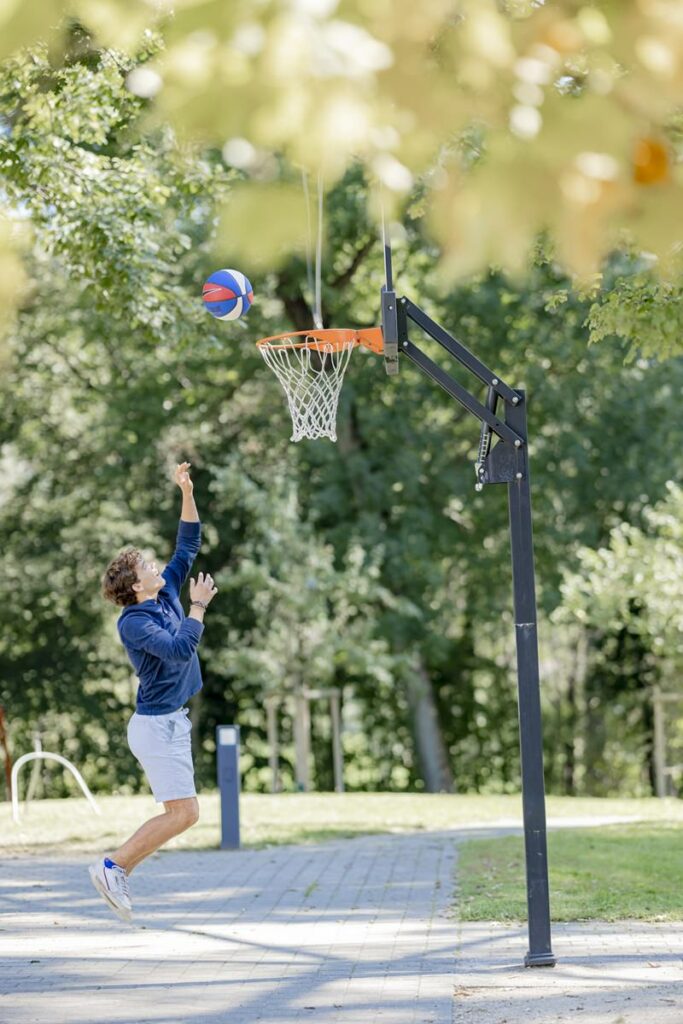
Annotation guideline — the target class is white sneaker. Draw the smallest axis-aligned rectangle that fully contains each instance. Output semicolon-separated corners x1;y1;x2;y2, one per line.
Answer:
89;857;133;922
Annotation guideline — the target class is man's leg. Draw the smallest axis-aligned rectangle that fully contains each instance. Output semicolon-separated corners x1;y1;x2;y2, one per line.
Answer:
110;796;200;874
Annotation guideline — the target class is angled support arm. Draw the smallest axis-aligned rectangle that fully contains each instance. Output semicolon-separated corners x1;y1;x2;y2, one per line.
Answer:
400;338;524;449
399;297;519;404
391;294;526;486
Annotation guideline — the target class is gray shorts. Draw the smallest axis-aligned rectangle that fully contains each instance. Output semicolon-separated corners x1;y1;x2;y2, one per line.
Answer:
127;707;196;803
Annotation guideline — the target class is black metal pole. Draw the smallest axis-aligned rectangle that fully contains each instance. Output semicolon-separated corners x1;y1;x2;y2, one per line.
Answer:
506;393;555;967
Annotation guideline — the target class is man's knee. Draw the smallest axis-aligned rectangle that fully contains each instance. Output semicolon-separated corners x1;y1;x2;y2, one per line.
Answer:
166;797;199;831
186;798;200;827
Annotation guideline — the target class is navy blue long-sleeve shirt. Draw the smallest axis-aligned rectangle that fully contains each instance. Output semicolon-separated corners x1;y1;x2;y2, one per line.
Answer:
118;520;204;715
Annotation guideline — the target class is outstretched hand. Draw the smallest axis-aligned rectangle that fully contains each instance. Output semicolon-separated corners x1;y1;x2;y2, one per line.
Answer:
190;571;218;606
174;461;193;495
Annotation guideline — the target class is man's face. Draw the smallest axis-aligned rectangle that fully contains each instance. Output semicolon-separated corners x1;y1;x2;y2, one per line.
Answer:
134;555;165;599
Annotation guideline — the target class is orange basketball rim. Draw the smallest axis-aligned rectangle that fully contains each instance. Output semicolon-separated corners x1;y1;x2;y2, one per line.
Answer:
256;326;385;443
256;326;384;354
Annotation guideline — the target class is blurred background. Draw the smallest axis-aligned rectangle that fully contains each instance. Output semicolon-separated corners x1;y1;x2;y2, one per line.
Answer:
1;0;682;804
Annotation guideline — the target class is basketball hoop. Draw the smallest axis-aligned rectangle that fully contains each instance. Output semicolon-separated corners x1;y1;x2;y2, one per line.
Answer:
257;327;383;442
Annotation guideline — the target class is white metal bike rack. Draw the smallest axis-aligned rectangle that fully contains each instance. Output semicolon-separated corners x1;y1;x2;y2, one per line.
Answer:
11;752;101;824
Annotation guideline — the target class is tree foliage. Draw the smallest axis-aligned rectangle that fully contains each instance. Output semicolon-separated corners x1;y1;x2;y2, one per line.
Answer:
558;482;683;680
1;41;682;801
1;2;683;332
554;483;683;795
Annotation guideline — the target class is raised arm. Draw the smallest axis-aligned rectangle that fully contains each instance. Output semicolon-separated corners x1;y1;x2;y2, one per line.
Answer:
175;461;198;523
163;462;201;596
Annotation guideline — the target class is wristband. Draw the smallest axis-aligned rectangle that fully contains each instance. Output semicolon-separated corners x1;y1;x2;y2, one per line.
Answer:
190;600;208;610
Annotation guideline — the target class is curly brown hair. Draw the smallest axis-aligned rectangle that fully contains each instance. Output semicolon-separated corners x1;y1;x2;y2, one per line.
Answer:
102;548;141;607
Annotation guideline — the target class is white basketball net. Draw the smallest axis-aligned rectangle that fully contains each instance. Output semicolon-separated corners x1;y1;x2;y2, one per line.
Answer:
259;338;355;442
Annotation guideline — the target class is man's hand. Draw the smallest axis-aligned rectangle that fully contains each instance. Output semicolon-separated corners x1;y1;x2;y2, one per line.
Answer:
188;572;218;623
175;461;193;495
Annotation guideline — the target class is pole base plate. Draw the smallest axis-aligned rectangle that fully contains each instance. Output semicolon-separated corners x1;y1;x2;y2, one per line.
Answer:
524;951;557;968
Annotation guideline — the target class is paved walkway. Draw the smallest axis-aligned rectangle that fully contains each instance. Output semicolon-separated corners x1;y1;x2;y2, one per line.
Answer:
0;827;681;1024
454;920;683;1024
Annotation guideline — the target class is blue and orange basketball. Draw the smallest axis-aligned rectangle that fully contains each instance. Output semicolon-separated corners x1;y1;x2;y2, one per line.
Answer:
202;268;253;320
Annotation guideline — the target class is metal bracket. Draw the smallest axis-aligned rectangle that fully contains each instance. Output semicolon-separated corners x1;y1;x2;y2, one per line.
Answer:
475;441;522;489
381;285;399;376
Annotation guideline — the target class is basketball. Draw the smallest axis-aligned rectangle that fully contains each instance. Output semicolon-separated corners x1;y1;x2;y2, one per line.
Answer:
202;268;254;320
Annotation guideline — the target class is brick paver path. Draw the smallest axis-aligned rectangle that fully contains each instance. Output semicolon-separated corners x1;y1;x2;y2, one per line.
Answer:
0;831;458;1024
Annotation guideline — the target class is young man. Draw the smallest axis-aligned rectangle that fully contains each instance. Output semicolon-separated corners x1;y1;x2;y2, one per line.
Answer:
92;462;217;922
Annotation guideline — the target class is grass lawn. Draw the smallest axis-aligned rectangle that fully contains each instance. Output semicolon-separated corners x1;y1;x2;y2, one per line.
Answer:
1;789;682;855
457;821;683;922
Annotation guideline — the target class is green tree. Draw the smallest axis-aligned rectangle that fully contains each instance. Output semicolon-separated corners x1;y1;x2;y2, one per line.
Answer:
0;41;239;791
202;462;412;792
2;41;683;801
555;482;683;795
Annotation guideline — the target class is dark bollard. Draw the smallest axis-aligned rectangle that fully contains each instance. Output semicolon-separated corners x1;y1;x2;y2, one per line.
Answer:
216;724;241;850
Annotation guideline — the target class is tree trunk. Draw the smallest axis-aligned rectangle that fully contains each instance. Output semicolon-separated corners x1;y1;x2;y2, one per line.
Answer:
642;684;657;796
563;629;587;796
265;696;281;794
405;654;454;793
293;691;311;791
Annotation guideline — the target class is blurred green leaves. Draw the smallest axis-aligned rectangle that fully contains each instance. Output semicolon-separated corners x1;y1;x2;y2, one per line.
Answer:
215;181;309;269
2;1;683;286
